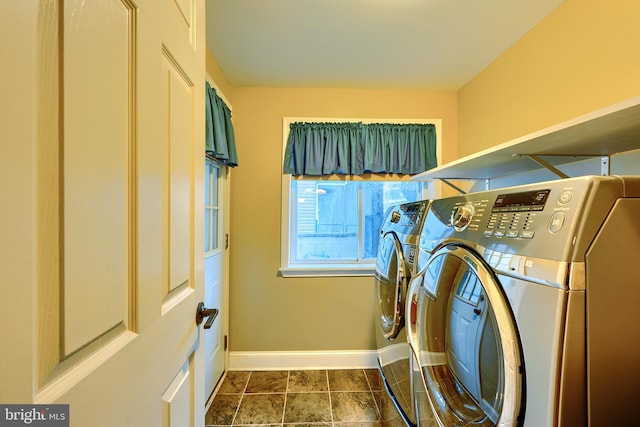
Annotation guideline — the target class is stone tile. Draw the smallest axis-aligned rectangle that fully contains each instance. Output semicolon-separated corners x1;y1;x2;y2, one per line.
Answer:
234;425;281;427
334;423;383;427
245;371;289;394
205;393;241;425
331;391;380;423
288;370;328;392
364;368;383;391
233;393;286;425
207;370;385;426
218;371;251;394
328;369;370;392
283;392;332;423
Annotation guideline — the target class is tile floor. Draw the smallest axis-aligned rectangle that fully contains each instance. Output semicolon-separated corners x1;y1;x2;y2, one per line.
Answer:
205;369;407;426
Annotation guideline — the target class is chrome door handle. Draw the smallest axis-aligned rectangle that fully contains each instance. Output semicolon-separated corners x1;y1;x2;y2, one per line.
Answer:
196;302;219;329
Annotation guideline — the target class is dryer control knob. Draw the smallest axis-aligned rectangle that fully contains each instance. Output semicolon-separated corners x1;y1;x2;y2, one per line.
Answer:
451;204;474;232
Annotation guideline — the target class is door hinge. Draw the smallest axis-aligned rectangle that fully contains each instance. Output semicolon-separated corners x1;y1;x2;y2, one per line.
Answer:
225;233;229;250
224;335;228;351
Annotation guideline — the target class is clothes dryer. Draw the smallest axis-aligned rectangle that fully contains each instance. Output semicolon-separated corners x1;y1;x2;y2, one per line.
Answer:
406;175;640;427
375;199;429;427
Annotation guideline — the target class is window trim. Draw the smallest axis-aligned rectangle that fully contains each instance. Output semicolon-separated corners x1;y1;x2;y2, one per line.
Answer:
280;117;443;278
205;156;223;259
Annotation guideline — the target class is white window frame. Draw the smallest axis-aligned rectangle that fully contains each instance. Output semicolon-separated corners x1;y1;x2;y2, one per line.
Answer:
280;117;443;278
205;156;223;258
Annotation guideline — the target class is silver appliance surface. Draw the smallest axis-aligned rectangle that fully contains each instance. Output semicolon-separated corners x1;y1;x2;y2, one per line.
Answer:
374;199;429;427
408;175;640;427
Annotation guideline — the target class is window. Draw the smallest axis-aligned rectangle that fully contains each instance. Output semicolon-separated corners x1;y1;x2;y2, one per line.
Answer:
205;157;221;255
281;118;441;277
290;179;425;264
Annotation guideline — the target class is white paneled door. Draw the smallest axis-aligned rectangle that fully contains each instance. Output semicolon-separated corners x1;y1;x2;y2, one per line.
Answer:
1;0;207;426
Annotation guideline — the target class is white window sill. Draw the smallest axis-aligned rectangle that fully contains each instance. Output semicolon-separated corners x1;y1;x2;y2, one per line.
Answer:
279;264;375;278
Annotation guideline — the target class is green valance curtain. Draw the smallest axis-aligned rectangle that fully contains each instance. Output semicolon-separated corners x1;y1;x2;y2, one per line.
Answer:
205;82;238;167
284;122;363;175
283;122;436;176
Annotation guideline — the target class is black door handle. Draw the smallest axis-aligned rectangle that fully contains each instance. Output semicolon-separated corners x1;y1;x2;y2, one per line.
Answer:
473;308;482;316
196;302;219;329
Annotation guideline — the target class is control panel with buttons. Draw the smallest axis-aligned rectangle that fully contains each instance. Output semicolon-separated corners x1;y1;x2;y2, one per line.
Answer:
420;180;586;259
384;201;428;236
420;175;640;266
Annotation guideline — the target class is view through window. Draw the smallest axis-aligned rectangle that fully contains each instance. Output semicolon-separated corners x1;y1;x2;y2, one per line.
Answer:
290;180;425;263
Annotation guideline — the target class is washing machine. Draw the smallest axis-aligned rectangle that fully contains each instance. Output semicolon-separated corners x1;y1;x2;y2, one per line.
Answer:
405;175;640;427
375;199;430;426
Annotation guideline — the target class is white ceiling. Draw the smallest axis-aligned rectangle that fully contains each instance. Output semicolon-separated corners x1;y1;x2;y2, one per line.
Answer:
205;0;564;91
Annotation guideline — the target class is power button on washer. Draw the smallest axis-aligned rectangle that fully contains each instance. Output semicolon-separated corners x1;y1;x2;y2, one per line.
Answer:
558;190;573;205
548;212;565;233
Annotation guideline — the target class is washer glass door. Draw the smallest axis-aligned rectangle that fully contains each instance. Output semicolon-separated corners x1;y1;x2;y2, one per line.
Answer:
411;244;525;426
375;231;408;340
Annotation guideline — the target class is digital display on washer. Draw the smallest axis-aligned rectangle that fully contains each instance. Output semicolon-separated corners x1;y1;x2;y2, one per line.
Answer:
492;189;551;212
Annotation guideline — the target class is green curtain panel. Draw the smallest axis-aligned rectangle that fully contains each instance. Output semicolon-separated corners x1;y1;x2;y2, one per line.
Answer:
283;122;436;176
205;82;238;167
362;123;437;174
283;122;364;175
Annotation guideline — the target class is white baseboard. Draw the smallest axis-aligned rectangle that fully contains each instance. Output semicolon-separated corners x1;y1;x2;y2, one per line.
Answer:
228;350;379;371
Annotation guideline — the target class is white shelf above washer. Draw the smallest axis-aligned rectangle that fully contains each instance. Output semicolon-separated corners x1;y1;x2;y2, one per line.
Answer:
412;96;640;182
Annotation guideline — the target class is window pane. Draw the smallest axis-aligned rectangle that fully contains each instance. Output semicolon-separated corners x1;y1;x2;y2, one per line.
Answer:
210;164;219;206
211;209;219;251
205;158;220;254
293;180;358;261
204;160;211;206
290;179;424;264
361;181;424;259
362;182;384;259
204;208;212;252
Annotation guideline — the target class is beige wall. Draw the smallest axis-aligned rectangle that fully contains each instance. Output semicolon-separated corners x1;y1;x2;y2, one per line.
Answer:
225;87;457;351
458;0;640;157
206;0;640;354
206;48;235;101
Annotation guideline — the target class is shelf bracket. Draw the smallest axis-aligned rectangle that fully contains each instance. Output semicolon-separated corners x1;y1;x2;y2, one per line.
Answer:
516;153;613;178
600;156;610;176
522;155;570;179
437;178;491;195
440;178;468;195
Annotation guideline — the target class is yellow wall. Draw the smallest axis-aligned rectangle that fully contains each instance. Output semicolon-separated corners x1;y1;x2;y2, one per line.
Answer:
458;0;640;157
206;48;234;101
225;87;457;351
206;0;640;353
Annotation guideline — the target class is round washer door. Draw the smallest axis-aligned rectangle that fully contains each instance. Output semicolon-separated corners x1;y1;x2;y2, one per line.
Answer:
375;231;408;340
410;244;525;426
